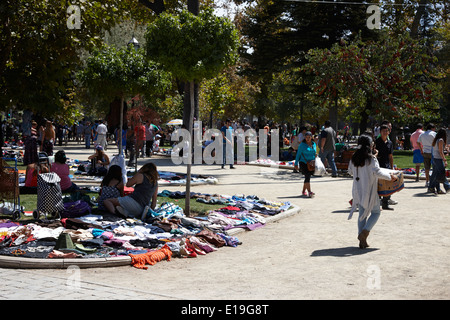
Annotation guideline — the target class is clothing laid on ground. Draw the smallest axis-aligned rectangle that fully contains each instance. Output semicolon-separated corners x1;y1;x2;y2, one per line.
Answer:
0;193;291;267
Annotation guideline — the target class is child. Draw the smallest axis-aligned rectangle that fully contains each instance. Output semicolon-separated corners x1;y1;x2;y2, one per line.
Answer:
103;162;159;219
97;165;124;211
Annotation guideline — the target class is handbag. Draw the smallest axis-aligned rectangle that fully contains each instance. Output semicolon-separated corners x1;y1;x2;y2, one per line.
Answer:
302;152;315;171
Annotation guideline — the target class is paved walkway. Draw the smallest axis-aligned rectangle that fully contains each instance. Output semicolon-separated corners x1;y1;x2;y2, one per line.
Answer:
1;142;449;300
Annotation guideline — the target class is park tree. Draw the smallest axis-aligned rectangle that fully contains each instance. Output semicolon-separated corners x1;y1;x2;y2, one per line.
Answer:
303;31;444;133
234;0;379;123
145;8;240;215
0;0;157;116
78;44;171;154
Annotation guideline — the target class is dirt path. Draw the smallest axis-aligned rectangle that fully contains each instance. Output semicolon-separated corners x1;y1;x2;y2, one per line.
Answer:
26;143;449;300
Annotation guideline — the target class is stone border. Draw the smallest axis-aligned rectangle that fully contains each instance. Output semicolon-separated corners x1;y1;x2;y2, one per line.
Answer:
0;205;301;269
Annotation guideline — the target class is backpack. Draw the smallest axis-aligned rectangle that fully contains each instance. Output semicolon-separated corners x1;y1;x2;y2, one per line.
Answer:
61;200;91;218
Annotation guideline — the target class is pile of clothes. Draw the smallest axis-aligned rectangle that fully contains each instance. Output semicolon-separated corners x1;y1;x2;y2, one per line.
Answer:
0;195;291;269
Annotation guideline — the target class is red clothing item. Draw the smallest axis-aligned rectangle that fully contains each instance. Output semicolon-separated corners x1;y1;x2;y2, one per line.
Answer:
135;125;146;141
51;162;72;191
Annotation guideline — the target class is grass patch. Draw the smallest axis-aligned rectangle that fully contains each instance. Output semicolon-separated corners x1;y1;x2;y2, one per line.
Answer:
7;193;225;220
393;150;450;169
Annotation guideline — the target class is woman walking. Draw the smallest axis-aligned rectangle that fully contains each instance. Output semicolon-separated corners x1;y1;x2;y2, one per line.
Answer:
348;135;397;249
428;128;450;194
294;131;317;198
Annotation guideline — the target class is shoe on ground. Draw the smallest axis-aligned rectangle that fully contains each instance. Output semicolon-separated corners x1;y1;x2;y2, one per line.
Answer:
382;205;394;211
308;192;315;198
388;199;398;205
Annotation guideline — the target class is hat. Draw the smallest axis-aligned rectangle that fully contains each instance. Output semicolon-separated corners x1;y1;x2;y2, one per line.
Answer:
54;232;86;255
305;131;312;136
96;145;103;151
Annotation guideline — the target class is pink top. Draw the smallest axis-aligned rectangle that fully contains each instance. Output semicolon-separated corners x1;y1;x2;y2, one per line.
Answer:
410;129;423;150
51;162;72;191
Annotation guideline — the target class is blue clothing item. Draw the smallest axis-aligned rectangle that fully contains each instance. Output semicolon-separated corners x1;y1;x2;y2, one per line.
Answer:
295;141;317;166
221;125;233;142
320;149;338;176
429;158;450;192
357;196;381;235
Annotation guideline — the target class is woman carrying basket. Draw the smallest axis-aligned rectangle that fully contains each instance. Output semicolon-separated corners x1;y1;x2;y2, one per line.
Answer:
348;134;397;249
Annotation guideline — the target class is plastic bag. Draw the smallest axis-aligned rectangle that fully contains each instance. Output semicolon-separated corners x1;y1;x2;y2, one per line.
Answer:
314;157;326;176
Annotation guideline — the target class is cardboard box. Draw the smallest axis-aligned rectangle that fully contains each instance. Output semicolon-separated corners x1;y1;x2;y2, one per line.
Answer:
378;170;404;197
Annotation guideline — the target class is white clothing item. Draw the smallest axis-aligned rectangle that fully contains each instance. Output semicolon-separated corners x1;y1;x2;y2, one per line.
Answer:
348;157;392;221
96;123;108;135
417;130;436;153
432;138;444;159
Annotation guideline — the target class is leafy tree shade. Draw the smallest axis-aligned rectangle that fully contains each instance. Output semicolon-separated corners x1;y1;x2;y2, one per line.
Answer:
0;0;156;115
78;45;171;153
145;8;239;84
303;31;444;132
145;8;239;215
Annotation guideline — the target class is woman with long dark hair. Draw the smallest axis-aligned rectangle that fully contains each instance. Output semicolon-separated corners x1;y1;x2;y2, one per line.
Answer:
294;131;317;198
428;129;449;194
97;165;124;211
348;134;397;249
103;162;159;219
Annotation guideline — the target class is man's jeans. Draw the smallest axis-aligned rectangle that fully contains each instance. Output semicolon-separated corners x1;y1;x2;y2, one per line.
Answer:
320;149;337;176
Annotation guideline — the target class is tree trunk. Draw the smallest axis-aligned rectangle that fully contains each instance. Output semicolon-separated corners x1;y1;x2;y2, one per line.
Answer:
329;96;338;131
119;96;124;155
185;81;195;216
359;97;372;134
410;0;428;39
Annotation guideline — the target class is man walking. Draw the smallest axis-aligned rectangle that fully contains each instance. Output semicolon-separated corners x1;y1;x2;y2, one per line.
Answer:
221;119;235;169
410;123;424;182
319;120;337;177
96;120;108;150
83;121;93;149
417;123;436;187
145;121;155;157
376;124;395;210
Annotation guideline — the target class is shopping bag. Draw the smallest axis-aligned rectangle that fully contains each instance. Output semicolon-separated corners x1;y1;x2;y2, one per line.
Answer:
314;157;326;176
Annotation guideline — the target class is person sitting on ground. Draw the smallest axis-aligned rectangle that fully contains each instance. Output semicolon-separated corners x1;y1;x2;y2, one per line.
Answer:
281;147;296;161
51;150;78;193
97;165;124;211
20;163;49;193
88;145;110;176
103;162;159;219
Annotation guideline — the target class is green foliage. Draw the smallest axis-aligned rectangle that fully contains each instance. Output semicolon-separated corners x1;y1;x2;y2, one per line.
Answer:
0;0;146;114
78;45;172;102
145;8;240;82
303;31;445;125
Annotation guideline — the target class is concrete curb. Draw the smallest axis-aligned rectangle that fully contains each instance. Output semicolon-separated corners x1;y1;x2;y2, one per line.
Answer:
0;205;301;269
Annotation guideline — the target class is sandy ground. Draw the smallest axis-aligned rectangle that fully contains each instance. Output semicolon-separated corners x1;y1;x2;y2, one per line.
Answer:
22;142;450;299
